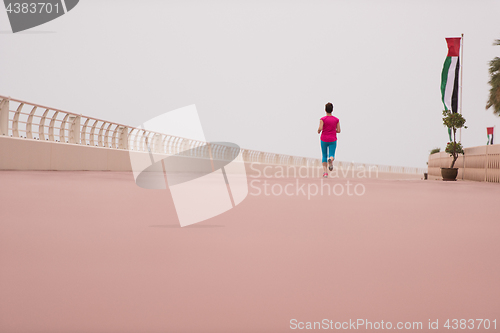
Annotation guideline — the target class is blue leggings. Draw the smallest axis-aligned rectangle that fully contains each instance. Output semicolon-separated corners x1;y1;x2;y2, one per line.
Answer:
321;140;337;163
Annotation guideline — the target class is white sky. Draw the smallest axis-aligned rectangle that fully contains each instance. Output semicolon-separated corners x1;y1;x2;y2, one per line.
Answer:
1;0;499;168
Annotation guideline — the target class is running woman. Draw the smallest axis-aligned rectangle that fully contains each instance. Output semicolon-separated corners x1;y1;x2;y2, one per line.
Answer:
317;102;341;178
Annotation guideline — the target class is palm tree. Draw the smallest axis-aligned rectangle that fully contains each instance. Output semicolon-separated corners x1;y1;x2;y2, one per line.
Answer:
486;39;500;116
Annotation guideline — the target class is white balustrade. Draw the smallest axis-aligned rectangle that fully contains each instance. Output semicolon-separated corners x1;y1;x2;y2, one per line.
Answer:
428;145;500;183
0;94;427;175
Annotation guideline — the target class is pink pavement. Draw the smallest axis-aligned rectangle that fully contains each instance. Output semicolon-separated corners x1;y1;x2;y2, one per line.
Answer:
0;170;499;332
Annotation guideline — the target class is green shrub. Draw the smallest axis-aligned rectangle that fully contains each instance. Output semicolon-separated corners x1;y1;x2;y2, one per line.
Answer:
430;147;441;155
442;110;467;168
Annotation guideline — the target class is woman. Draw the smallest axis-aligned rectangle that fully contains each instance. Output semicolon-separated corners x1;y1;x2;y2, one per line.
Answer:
317;102;341;178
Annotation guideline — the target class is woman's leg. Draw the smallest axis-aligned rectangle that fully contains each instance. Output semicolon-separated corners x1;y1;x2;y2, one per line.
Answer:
326;141;337;172
320;140;328;174
327;143;334;169
328;141;337;161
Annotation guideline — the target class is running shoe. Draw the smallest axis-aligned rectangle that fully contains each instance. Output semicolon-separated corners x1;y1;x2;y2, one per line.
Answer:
323;172;328;178
328;157;333;171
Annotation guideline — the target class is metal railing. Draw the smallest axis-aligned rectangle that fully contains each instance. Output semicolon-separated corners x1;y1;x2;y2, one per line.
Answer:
0;95;427;174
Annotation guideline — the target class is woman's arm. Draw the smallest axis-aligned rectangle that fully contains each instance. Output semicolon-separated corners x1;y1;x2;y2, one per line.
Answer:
318;120;323;134
336;122;341;133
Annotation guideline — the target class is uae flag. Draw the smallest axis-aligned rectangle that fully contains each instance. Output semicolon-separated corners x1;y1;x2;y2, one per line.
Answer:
487;127;494;145
441;37;461;113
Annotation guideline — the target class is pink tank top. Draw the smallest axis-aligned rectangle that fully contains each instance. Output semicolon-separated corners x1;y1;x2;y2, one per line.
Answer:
320;115;339;142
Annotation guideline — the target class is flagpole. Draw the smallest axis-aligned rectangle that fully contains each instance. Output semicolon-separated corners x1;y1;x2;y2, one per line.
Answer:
459;33;464;142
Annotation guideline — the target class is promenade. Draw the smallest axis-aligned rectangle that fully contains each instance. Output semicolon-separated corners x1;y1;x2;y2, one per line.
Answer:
0;170;499;332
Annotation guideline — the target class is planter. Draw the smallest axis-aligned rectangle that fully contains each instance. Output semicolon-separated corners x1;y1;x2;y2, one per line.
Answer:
441;167;458;181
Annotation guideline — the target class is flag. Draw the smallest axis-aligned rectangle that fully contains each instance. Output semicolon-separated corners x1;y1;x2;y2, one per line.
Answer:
441;37;461;113
487;127;494;145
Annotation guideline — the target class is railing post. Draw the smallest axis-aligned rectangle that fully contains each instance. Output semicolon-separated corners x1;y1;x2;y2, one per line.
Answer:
26;106;37;139
39;109;49;141
462;149;466;180
111;124;120;149
153;133;162;153
485;144;489;182
12;103;24;138
98;122;107;147
104;123;113;148
119;126;129;150
48;111;59;142
81;118;90;146
0;98;10;135
60;114;69;143
69;115;81;144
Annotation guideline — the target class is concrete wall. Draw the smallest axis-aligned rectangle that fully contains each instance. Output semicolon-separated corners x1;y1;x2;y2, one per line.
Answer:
0;136;131;171
0;136;424;180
